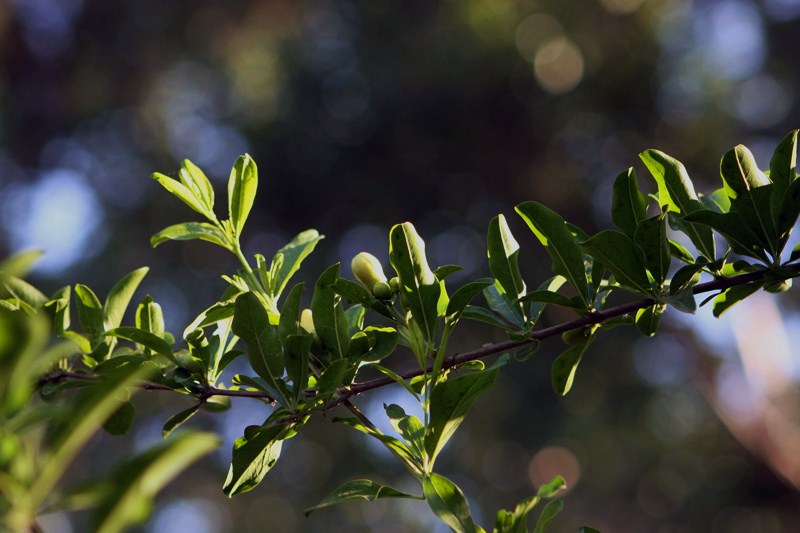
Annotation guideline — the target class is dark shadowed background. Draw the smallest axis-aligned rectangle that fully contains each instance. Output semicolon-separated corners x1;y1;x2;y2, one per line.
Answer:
2;0;800;531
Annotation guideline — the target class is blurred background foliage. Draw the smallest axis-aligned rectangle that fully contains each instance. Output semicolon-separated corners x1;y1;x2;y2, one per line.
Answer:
1;0;800;531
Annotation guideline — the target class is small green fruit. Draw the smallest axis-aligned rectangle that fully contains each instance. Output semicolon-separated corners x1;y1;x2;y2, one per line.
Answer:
372;281;393;300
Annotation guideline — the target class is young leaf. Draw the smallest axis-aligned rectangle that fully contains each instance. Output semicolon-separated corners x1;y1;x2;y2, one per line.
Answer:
516;202;589;307
390;222;442;340
227;154;258;240
580;230;653;296
305;479;421;516
150;222;232;250
487;215;527;304
44;286;71;334
552;334;595;396
385;404;426;460
532;499;564;533
232;292;285;397
104;267;149;331
0;273;48;308
426;370;498;464
180;159;216;216
611;167;648;237
151;172;214;220
423;473;479;533
311;264;350;359
75;284;105;342
92;431;219;533
639;149;715;259
270;230;324;298
135;295;165;341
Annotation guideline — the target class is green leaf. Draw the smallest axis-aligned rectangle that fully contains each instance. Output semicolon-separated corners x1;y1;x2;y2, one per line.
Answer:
93;432;219;533
134;295;165;356
516;202;589;307
305;479;421;516
532;499;564;533
580;230;653;296
385;404;426;460
368;364;420;399
75;284;105;342
317;358;352;397
180;159;215;216
483;281;526;329
0;249;44;277
635;304;664;337
720;144;771;199
776;178;800;254
536;475;567;498
426;370;498;464
102;401;135;436
683;210;770;263
311;264;350;358
611;167;648;237
578;528;602;533
423;473;479;533
150;222;231;250
335;417;423;475
44;285;71;334
104;267;149;331
390;222;441;340
488;215;527;306
30;360;156;506
527;276;567;323
183;300;236;338
104;327;176;364
227;154;258;240
151;172;214;219
223;422;294;496
770;130;798;228
712;282;762;317
446;278;494;325
552;334;595;395
278;283;304;342
0;273;48;308
520;290;584;310
360;326;399;363
270;230;324;298
634;214;670;286
284;334;311;403
162;404;202;438
232;292;285;399
639;149;715;259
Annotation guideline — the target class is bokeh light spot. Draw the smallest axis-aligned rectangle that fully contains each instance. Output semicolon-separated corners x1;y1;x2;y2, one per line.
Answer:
533;37;584;94
528;446;581;494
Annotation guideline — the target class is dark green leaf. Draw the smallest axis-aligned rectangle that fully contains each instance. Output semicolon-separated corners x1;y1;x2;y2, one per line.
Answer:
390;222;442;340
317;358;353;397
634;214;670;286
423;473;479;533
712;282;762;317
227;154;258;240
162;404;202;438
580;230;653;296
635;304;664;336
102;401;135;436
335;416;423;475
305;479;421;516
770;130;798;227
150;222;231;250
311;264;350;358
528;276;567;323
223;423;293;496
683;210;770;263
104;327;176;364
720;144;771;198
446;278;494;324
483;281;526;329
611;167;648;237
183;300;236;339
776;178;800;253
104;267;149;331
552;334;595;395
278;283;304;342
460;305;516;330
434;265;464;279
640;149;715;259
516;202;589;307
426;370;498;463
44;286;71;334
284;334;311;403
520;290;584;310
232;293;285;398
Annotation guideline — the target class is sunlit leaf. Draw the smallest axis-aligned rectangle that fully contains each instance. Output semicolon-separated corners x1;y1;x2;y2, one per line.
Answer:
104;267;149;331
305;479;421;516
227;154;258;240
150;222;232;250
423;473;479;533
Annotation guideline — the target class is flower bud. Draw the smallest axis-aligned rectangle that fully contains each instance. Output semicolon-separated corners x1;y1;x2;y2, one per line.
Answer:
372;280;393;300
351;252;388;293
300;308;315;334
